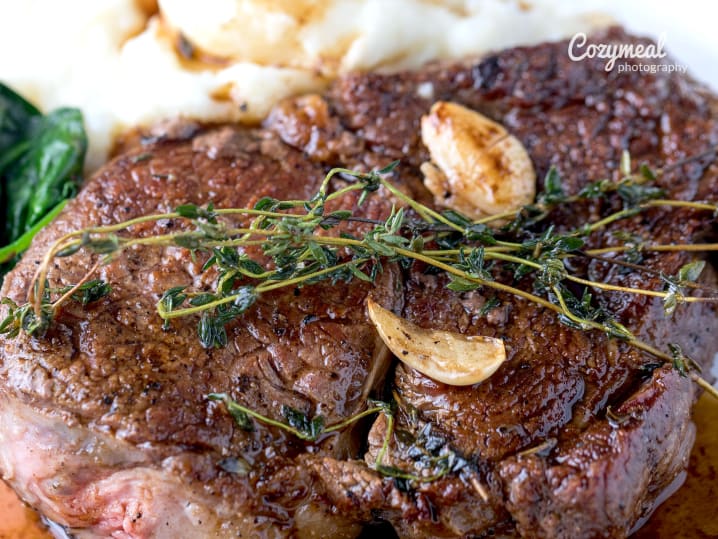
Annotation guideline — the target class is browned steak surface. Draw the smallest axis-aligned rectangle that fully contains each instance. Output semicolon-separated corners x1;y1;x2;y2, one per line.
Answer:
270;26;718;537
0;27;717;538
0;128;402;537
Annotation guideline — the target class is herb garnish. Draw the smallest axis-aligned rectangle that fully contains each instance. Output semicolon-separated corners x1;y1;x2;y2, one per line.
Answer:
2;154;717;400
207;393;391;442
208;392;469;488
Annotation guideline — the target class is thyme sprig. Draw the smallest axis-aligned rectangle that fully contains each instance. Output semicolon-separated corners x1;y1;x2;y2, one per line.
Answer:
3;156;718;398
0;273;110;338
208;392;469;488
207;392;392;442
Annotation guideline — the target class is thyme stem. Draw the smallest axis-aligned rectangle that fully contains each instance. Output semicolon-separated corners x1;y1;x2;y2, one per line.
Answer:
375;410;395;468
51;259;102;309
379;178;463;232
692;374;718;401
208;392;388;442
255;258;371;293
393;246;559;311
10;159;717;402
158;258;371;319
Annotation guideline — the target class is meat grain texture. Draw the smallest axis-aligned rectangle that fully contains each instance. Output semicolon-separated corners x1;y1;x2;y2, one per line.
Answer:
1;28;717;538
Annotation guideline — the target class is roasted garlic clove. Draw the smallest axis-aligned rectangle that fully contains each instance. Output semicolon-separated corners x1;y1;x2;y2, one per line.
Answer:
366;298;506;386
420;101;536;219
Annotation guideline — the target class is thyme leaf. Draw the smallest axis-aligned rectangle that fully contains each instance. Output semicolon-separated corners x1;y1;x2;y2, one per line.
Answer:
208;392;391;443
4;154;718;393
57;279;111;305
282;406;325;440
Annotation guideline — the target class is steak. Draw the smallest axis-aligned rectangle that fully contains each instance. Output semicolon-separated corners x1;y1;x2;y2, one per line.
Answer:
0;128;403;538
1;27;717;538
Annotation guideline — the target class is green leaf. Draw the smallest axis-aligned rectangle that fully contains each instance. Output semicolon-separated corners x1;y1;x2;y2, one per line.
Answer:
557;313;588;331
131;152;153;164
538;258;566;287
462;247;490;278
86;234;120;254
441;209;471;228
197;220;225;239
446;275;480;292
554;236;584;252
616;182;665;206
159;286;187;314
0;88;86;276
379;234;409;247
216;269;238;296
408;235;424;252
174;234;201;250
477;296;500;317
639;163;656;181
0;84;87;271
0;199;68;264
0;299;21;337
328;210;352;220
357;190;370;207
0;83;40;158
238;258;265;276
513;263;533;281
375;464;411;478
226;400;254;431
604;320;634;340
677;260;705;283
307;242;328;265
281;405;325;440
213;246;240;269
366;399;393;414
4;107;86;242
201;255;217;272
464;223;497;245
385;207;405;234
348;263;373;282
175;204;200;219
198;311;227;348
232;286;257;312
71;280;112;305
207;393;253;431
253;197;278;211
189;293;217;306
364;239;395;257
20;307;51;336
663;287;678;316
668;343;688;377
377;160;401;175
538;166;565;205
578;179;612;199
277;201;299;210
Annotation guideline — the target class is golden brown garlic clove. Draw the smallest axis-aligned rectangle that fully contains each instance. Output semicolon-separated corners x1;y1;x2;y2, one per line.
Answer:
420;101;536;220
366;298;506;386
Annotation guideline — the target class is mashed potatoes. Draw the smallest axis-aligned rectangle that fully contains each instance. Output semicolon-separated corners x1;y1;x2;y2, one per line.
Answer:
0;0;607;171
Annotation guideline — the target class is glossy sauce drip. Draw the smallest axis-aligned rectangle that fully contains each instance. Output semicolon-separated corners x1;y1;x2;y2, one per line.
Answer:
633;392;718;538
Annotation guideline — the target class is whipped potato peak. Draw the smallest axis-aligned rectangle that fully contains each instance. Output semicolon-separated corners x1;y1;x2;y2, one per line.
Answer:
0;0;608;171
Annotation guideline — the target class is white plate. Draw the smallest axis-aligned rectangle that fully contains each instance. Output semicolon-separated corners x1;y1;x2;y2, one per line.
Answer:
556;0;718;89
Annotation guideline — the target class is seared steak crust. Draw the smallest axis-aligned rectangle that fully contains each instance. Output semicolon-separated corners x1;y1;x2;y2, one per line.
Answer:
275;26;718;537
0;128;402;537
1;27;717;538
